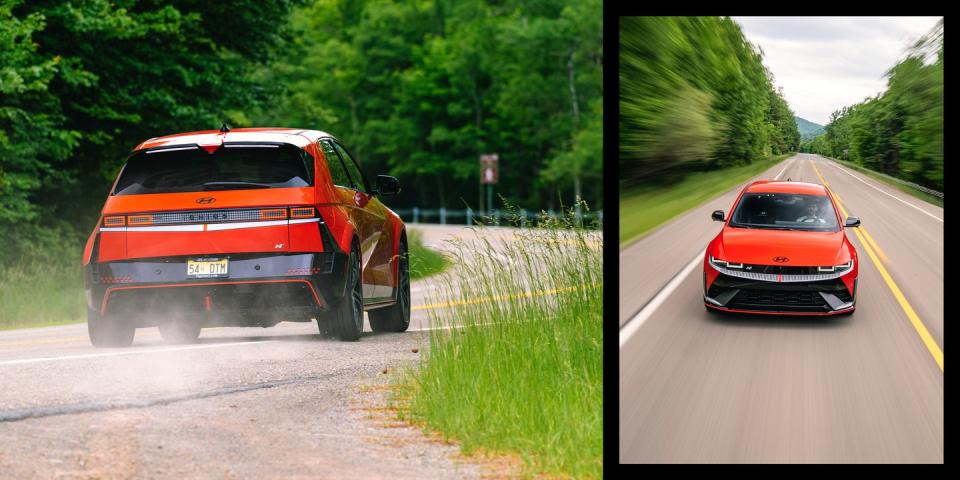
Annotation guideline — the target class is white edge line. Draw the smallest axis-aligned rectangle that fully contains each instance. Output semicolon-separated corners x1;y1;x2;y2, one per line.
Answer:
619;250;705;349
823;158;943;222
0;340;276;367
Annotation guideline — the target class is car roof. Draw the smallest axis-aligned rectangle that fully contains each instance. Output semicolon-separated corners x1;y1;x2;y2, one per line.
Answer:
132;127;337;152
745;180;829;196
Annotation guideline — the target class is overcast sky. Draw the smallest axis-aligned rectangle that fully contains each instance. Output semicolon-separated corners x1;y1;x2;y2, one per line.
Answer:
732;16;943;126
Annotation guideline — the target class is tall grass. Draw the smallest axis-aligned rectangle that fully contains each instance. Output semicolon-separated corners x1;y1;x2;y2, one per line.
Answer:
407;228;450;280
397;206;603;478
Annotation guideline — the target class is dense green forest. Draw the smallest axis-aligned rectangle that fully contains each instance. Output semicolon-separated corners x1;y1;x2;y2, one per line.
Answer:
795;116;825;141
619;16;801;186
800;20;943;191
0;0;601;263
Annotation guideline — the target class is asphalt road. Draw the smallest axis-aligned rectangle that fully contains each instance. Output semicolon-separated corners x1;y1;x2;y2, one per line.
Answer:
619;153;943;463
0;224;517;478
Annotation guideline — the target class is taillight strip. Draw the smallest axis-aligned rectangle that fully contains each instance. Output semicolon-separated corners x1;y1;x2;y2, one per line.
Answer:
99;218;320;233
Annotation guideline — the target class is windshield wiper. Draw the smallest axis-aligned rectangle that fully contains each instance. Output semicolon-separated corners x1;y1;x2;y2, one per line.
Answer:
201;181;273;190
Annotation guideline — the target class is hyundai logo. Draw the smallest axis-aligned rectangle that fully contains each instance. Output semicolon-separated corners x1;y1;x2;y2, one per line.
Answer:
773;256;789;263
196;197;216;204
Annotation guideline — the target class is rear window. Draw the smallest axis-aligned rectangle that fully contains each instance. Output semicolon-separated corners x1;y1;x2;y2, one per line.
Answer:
113;144;313;195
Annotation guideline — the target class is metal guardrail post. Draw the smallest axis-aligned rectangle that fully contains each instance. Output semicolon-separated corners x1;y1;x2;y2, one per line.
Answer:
520;209;526;228
440;207;446;225
466;207;472;226
413;207;419;223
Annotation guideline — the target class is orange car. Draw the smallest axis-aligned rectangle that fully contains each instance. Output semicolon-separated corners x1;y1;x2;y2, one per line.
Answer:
703;180;860;315
82;127;410;347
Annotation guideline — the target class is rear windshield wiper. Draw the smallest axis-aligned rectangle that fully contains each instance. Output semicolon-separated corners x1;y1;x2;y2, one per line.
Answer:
201;181;273;190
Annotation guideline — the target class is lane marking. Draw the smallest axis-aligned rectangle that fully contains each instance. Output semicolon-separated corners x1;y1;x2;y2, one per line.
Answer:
774;157;795;180
0;340;276;367
620;251;704;349
619;155;793;349
811;160;942;371
824;158;943;222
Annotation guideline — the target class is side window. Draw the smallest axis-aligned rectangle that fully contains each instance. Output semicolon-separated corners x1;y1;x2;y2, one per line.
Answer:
319;140;352;188
333;141;367;193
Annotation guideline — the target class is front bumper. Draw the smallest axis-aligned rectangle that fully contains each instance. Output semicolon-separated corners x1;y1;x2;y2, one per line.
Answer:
704;273;856;315
84;252;350;324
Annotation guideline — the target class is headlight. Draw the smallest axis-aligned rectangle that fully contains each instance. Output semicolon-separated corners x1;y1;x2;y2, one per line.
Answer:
709;255;743;270
818;259;854;273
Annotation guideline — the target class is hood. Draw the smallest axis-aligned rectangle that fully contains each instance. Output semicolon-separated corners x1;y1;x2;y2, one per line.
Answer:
717;227;848;266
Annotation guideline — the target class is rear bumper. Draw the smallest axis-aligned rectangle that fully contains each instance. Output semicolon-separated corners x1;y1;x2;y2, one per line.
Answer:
704;273;856;315
85;252;350;322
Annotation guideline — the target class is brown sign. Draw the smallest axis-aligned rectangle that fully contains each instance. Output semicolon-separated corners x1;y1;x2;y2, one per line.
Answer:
480;154;498;184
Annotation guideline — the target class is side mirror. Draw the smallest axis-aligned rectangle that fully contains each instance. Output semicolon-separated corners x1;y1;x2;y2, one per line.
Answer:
374;175;400;196
844;216;860;228
712;210;725;222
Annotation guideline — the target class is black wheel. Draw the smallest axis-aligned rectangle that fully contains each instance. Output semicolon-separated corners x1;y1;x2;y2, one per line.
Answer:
320;241;364;341
158;317;202;344
369;237;411;333
88;307;135;348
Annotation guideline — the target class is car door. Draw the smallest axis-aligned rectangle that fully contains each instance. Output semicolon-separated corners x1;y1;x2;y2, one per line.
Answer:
320;139;389;303
331;140;396;303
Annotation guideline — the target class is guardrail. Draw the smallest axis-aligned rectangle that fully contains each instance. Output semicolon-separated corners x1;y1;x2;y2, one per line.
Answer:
824;156;944;199
393;207;603;227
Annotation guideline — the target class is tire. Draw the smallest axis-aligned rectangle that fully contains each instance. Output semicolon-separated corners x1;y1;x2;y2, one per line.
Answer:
319;241;364;341
369;237;411;333
158;317;202;344
88;307;135;348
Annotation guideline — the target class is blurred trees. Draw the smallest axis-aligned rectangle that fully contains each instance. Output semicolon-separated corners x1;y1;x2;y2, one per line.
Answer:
800;20;942;191
253;0;603;211
620;16;800;185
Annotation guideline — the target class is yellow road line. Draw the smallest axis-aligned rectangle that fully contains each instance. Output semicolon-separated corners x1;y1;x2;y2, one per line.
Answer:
829;190;889;263
812;160;943;371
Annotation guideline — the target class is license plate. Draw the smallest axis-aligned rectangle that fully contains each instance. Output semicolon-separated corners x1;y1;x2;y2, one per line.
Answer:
187;258;229;278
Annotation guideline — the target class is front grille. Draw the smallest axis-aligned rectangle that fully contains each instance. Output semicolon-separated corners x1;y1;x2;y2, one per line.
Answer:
150;208;278;225
728;289;827;311
708;273;853;312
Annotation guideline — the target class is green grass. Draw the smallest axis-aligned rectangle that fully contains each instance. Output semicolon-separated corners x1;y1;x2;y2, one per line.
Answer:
407;228;451;280
620;153;792;247
0;259;85;330
826;157;944;208
395;210;602;478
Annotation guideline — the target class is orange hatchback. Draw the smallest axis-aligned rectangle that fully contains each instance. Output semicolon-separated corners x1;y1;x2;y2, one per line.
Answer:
82;127;410;347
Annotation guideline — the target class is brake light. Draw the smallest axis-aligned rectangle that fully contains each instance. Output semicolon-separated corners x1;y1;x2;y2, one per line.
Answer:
103;216;125;227
290;207;316;219
128;214;153;226
260;208;288;220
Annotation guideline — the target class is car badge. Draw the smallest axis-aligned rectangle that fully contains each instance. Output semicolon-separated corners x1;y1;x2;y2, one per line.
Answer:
196;197;216;205
773;256;789;263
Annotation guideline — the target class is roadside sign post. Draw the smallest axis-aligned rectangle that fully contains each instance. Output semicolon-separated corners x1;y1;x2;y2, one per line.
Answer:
480;154;499;215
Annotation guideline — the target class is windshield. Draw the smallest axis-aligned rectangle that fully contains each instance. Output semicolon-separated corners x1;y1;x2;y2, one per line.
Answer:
113;144;313;195
729;192;839;232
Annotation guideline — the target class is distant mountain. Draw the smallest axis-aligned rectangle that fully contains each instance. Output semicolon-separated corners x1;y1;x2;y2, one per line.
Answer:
795;116;825;140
